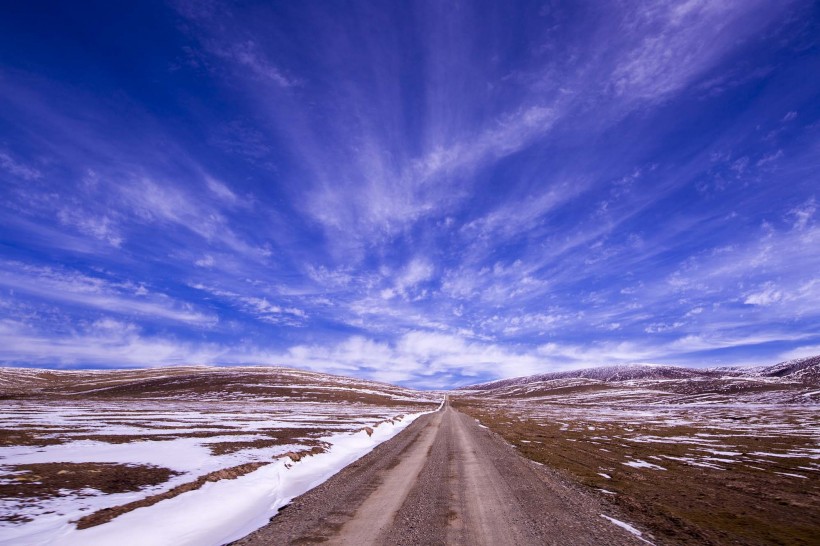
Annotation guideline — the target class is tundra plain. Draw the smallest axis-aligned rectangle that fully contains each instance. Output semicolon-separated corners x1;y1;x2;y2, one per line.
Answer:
454;357;820;545
0;357;818;545
0;367;439;544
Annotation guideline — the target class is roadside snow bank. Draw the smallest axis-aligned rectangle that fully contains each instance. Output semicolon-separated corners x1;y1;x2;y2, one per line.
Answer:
3;402;442;546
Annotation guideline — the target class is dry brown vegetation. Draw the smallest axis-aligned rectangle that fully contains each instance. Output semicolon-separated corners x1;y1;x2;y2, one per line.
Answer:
453;397;820;545
0;366;438;537
0;462;179;523
74;445;337;529
0;428;69;448
207;428;330;456
74;462;269;530
0;366;439;409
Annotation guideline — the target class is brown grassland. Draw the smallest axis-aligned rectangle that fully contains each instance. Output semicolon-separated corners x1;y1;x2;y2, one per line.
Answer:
452;397;820;546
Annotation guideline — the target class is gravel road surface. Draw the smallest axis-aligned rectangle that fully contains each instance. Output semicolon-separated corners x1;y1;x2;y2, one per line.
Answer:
233;401;646;545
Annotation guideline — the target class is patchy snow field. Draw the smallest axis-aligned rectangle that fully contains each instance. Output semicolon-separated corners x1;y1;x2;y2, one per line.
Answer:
456;397;820;544
0;367;440;545
0;400;439;545
504;402;820;475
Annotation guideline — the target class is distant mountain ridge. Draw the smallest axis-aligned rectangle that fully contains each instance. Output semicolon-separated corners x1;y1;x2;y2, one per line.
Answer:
459;355;820;391
0;365;440;406
0;355;817;403
756;355;820;380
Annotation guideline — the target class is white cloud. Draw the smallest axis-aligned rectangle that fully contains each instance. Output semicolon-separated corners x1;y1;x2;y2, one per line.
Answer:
0;319;226;367
744;278;820;313
390;258;434;299
440;268;480;299
305;265;354;288
204;176;239;203
195;255;215;268
501;313;563;336
2;317;814;384
536;340;659;366
668;331;814;352
283;331;804;384
441;260;549;307
190;284;307;324
611;0;782;102
756;150;783;168
300;103;563;256
661;223;820;308
788;198;816;231
379;288;395;300
461;180;586;245
218;41;298;88
57;209;123;247
0;151;42;181
645;322;684;333
413;106;558;181
280;331;547;383
0;263;214;325
744;282;783;306
777;344;820;361
121;178;270;260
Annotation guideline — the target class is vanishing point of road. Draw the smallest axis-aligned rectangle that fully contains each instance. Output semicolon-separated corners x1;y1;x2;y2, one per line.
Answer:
234;399;645;545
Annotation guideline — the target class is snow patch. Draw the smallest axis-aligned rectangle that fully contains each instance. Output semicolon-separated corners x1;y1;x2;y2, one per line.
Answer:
775;472;807;479
0;403;442;546
622;459;666;471
601;515;653;544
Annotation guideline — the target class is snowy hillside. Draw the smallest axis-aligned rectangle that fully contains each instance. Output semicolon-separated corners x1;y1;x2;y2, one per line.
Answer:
457;356;820;404
463;363;703;390
0;366;436;405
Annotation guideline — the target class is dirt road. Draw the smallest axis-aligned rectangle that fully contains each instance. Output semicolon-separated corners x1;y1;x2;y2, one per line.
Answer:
233;402;645;545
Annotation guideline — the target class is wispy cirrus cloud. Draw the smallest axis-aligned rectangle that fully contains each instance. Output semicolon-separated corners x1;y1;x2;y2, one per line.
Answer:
191;283;307;326
0;262;215;325
609;0;781;102
0;151;42;181
214;41;299;88
0;319;226;368
0;1;817;385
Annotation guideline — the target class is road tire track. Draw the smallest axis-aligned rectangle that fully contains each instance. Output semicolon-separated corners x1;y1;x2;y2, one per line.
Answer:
233;403;645;545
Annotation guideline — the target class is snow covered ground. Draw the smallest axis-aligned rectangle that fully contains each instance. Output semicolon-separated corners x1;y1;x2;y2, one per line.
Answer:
0;398;441;545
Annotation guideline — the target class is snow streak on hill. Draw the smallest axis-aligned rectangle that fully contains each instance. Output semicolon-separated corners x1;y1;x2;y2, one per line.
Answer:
0;365;435;405
458;355;820;405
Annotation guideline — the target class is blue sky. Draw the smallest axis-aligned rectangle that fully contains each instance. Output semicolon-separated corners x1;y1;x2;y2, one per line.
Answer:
0;1;818;388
